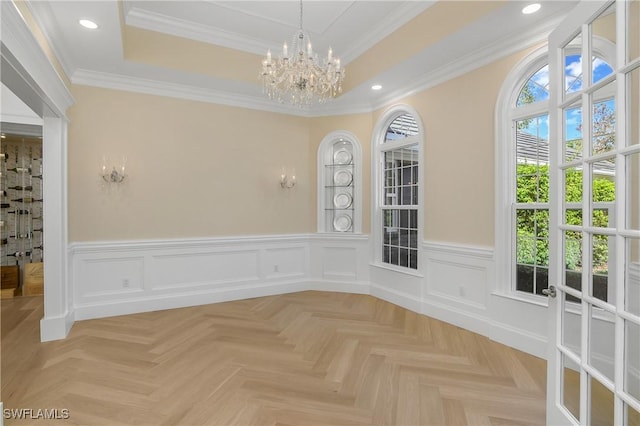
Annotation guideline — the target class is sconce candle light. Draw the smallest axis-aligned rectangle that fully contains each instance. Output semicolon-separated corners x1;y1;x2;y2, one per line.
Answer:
280;167;296;189
101;157;127;183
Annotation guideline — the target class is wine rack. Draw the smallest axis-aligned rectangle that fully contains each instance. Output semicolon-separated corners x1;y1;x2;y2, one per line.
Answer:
0;135;43;295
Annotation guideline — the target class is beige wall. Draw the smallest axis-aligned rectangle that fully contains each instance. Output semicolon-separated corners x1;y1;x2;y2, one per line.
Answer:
68;85;312;242
364;49;532;247
68;46;535;247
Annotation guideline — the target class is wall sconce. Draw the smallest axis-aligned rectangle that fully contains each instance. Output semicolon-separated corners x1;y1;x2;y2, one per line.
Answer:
280;167;296;189
101;157;126;183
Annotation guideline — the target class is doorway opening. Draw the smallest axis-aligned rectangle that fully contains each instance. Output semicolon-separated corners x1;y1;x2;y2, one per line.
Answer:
1;125;44;299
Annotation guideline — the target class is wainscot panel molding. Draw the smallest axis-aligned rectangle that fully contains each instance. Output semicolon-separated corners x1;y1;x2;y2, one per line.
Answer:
420;241;547;359
71;234;369;321
69;235;548;359
71;235;312;320
309;234;370;294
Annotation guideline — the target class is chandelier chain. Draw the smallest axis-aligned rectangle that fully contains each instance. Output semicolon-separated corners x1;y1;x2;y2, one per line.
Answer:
299;0;303;31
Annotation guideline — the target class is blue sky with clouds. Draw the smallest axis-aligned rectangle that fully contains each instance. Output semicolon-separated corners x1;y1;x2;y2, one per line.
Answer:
519;54;614;142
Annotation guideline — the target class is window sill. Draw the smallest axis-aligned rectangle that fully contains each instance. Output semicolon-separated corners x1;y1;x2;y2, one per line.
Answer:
370;262;424;278
491;290;549;308
491;291;616;323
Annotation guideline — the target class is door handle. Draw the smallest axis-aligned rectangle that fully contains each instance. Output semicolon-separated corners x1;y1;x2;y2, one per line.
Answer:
542;285;557;298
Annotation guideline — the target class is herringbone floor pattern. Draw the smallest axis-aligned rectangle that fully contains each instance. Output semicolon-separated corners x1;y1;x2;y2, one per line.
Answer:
2;291;548;425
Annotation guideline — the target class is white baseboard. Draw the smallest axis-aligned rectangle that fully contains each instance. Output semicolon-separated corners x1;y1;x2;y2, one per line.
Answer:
370;282;422;313
40;310;74;342
74;280;311;321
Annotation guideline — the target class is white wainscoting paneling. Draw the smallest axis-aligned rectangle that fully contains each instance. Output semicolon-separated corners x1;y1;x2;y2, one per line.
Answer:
81;256;145;296
71;235;312;321
420;241;547;359
69;234;552;360
149;250;260;290
309;234;370;293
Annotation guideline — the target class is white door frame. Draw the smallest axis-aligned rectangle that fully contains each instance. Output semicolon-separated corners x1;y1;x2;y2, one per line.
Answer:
1;1;74;341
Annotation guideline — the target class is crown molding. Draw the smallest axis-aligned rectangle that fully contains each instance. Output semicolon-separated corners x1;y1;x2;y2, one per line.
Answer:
71;69;315;117
22;0;75;81
125;2;436;66
370;14;563;111
1;1;74;116
125;6;271;57
71;12;563;119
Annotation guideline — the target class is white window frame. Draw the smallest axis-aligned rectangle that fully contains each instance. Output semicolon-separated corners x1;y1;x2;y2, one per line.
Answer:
371;105;424;274
495;40;616;302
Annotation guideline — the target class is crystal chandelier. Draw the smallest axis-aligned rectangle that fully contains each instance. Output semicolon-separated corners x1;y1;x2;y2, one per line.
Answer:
260;0;345;107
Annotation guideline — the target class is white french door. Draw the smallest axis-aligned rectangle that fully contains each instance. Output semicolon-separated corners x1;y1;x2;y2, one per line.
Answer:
547;0;640;424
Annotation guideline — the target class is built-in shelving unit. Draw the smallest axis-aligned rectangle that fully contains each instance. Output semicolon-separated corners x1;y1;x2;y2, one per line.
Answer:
317;131;362;234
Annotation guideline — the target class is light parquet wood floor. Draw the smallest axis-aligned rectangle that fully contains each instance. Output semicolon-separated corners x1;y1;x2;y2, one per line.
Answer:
1;291;548;425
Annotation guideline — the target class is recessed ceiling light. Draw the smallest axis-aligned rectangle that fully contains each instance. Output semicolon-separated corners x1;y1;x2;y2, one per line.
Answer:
522;3;541;14
79;19;98;29
371;84;382;90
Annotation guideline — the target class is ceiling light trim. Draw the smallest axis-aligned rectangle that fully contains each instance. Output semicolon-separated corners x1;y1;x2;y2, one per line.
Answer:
369;13;564;112
338;1;436;64
125;6;272;56
69;7;567;119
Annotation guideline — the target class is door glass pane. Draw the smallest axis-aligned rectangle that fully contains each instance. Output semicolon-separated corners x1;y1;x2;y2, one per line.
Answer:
628;403;640;426
566;207;583;226
565;36;583;96
565;167;583;203
629;67;640;148
563;352;581;422
589;305;615;381
626;237;640;317
565;102;583;162
591;3;616;82
565;230;583;302
563;298;582;357
592;159;616;228
591;233;612;303
628;153;640;231
625;319;640;402
591;81;616;155
590;375;614;426
628;0;640;62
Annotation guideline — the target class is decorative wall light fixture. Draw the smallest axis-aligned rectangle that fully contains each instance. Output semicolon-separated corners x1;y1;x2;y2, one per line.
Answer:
280;167;296;189
101;157;126;183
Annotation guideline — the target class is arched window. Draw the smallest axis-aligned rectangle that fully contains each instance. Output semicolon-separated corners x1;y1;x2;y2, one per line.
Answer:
372;106;423;271
495;43;615;300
